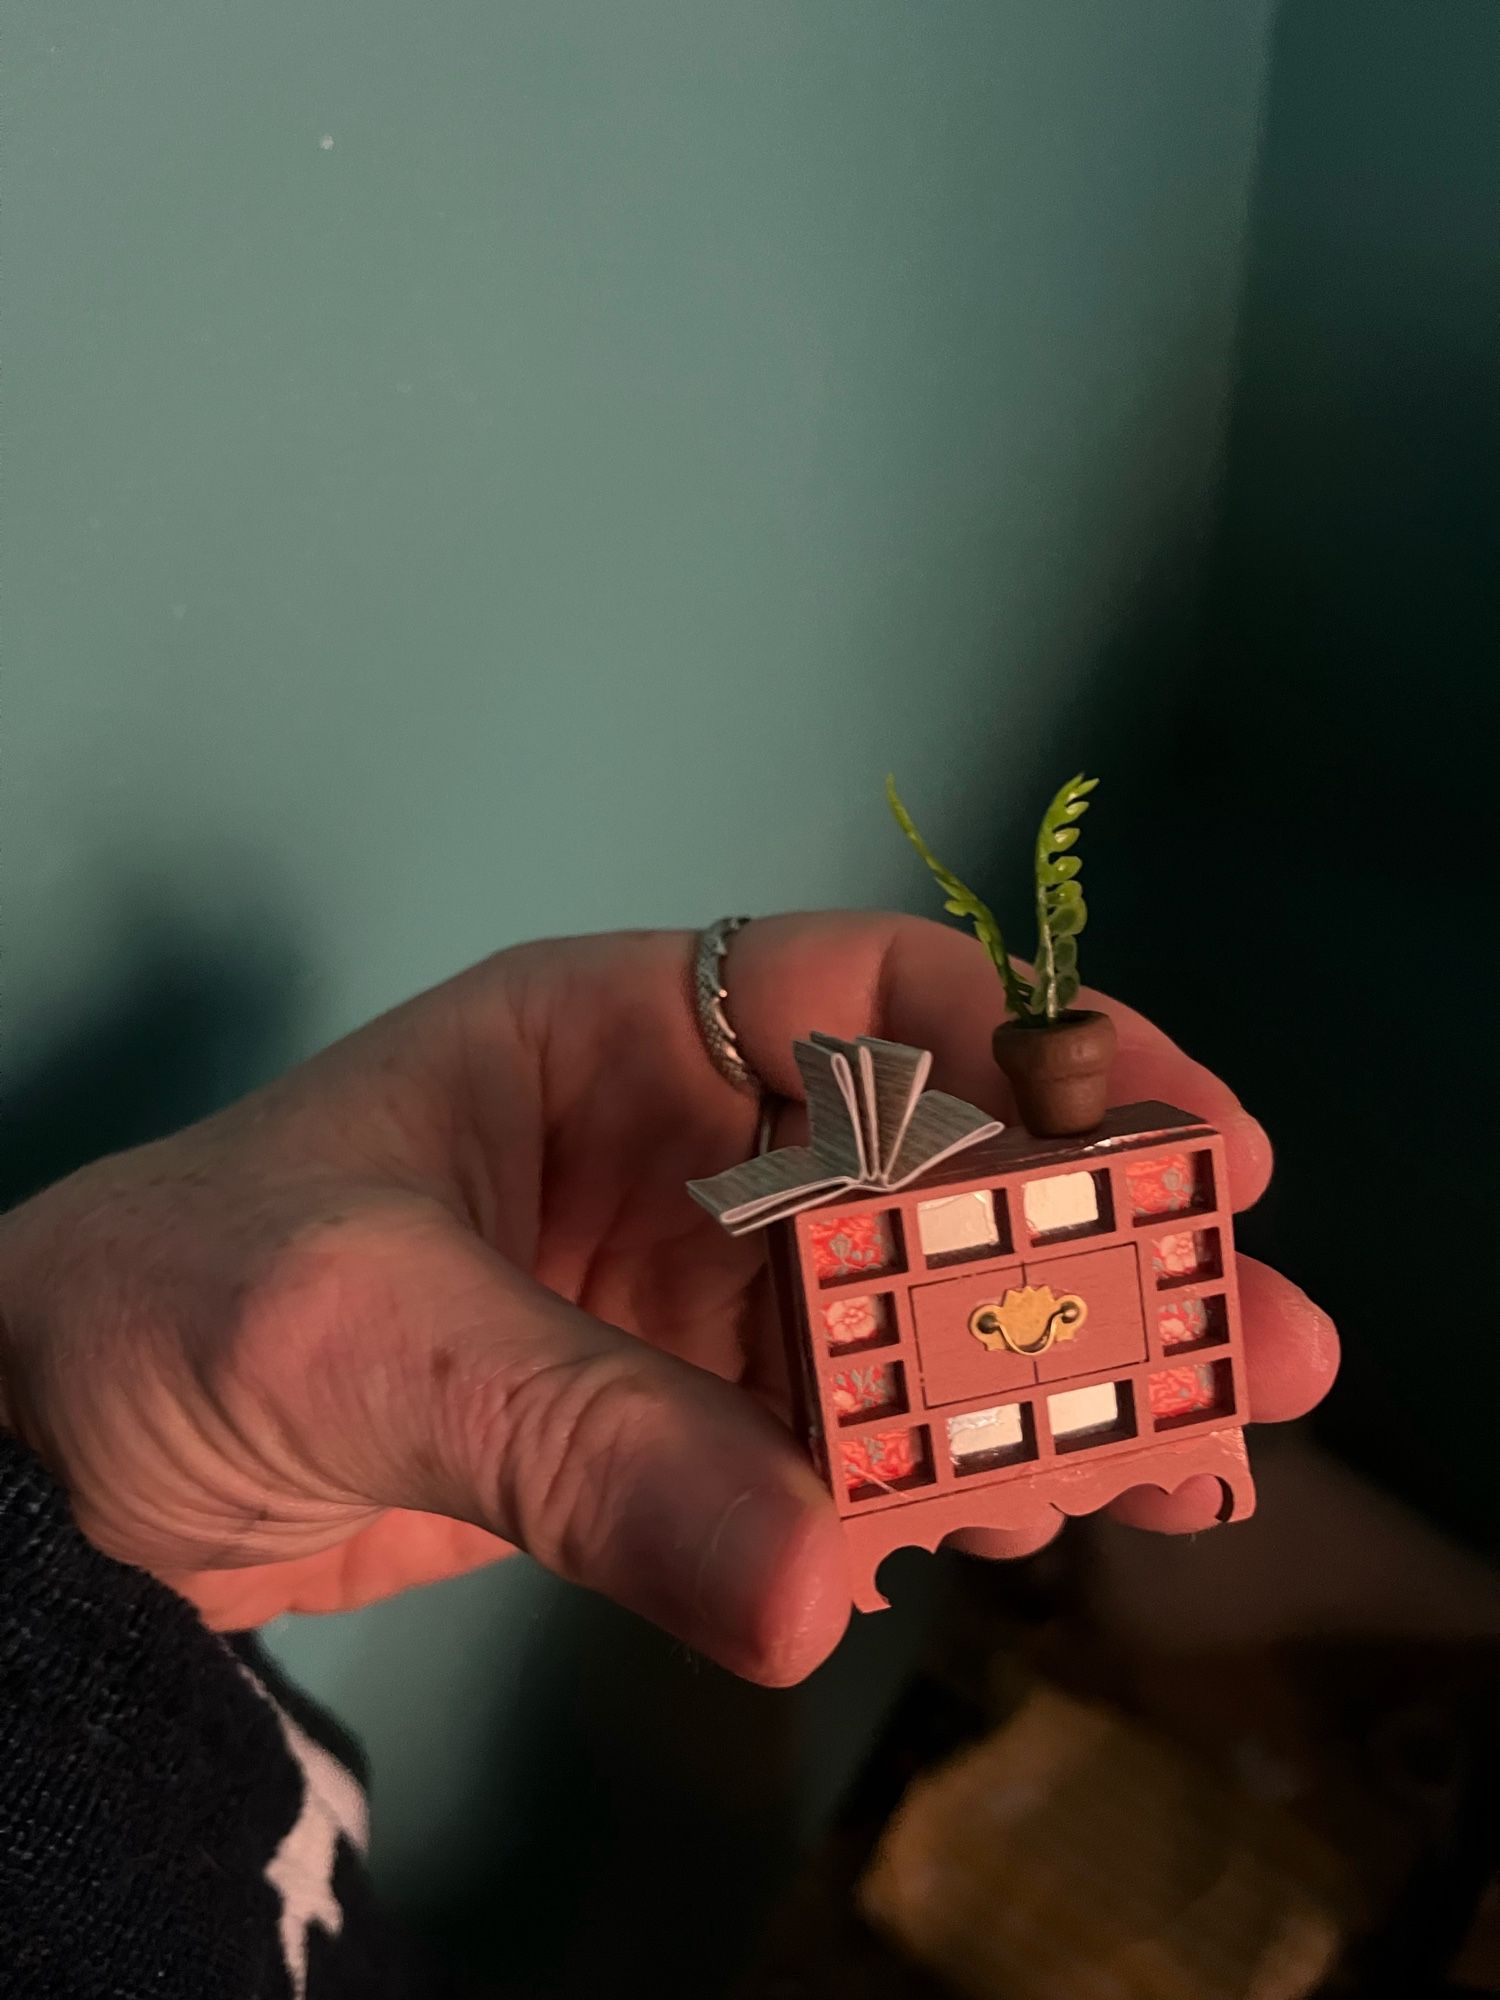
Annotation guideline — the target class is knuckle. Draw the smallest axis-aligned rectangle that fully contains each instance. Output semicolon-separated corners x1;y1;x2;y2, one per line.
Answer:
225;1201;453;1493
238;1218;369;1368
236;1200;442;1389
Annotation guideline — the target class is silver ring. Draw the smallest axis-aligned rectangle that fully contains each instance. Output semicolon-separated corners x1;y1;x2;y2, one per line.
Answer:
693;916;758;1095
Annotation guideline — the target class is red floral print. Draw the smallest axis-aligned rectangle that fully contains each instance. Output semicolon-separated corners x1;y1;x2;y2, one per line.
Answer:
1126;1150;1207;1219
807;1209;899;1283
830;1361;901;1420
840;1426;928;1495
1158;1297;1211;1348
1149;1364;1223;1421
1152;1228;1216;1282
820;1293;894;1350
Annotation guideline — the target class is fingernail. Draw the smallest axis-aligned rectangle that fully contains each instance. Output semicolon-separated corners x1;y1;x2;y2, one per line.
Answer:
1227;1106;1275;1203
693;1475;848;1684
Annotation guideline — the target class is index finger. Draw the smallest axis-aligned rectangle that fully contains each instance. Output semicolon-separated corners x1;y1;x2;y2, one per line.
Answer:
727;910;1273;1213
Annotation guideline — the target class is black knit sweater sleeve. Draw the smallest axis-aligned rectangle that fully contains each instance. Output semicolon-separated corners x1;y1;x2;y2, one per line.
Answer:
0;1431;446;2000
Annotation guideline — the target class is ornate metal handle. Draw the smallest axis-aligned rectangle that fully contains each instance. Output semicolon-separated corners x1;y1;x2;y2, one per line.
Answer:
969;1284;1088;1357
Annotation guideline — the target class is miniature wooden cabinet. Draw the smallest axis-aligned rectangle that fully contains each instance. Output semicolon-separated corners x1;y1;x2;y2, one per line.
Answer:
772;1102;1254;1609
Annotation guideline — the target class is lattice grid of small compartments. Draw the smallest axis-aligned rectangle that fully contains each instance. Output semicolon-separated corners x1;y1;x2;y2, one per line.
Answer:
801;1142;1240;1509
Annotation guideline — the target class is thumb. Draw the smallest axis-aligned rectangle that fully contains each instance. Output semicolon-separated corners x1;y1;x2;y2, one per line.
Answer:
352;1224;851;1686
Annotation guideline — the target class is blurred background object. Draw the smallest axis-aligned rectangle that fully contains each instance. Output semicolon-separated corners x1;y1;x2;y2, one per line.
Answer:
735;1432;1500;2000
5;2;1495;1994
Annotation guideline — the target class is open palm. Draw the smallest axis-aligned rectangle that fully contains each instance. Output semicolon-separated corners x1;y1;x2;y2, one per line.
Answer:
0;913;1337;1685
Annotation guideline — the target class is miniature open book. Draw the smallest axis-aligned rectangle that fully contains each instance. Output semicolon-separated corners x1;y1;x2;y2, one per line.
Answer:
687;1033;1004;1236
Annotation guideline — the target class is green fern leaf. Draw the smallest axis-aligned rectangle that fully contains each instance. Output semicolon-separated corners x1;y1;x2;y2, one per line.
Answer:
1051;969;1082;1012
1031;772;1098;1020
886;775;1032;1016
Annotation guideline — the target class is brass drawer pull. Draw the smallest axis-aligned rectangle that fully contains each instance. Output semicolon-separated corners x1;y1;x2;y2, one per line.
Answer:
969;1285;1088;1357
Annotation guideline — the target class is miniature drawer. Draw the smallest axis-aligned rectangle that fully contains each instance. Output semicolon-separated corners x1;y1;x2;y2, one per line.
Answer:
911;1244;1146;1406
911;1260;1032;1405
1027;1244;1146;1384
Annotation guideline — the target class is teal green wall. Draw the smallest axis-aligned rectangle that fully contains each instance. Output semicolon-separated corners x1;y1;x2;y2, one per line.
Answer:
6;2;1277;1983
8;2;1272;1058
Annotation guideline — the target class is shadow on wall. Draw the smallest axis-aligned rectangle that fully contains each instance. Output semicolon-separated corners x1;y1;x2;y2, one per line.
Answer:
1010;0;1500;1551
0;859;948;1998
0;885;307;1210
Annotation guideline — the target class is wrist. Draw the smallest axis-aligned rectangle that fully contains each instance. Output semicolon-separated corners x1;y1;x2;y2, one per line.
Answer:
0;1307;12;1435
0;1211;26;1436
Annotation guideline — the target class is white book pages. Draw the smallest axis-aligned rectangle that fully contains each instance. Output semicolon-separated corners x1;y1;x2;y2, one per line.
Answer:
863;1038;932;1179
794;1040;869;1181
802;1033;877;1174
686;1156;854;1236
887;1090;1002;1187
685;1032;1005;1238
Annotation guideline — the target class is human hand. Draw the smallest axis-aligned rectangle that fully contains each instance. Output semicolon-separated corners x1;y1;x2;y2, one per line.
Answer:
0;914;1338;1685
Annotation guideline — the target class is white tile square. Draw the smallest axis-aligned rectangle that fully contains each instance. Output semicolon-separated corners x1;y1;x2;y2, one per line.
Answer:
917;1189;1000;1258
1047;1381;1119;1438
947;1402;1025;1460
1023;1171;1099;1237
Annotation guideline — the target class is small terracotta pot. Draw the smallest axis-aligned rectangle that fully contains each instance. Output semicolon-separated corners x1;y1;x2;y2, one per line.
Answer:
992;1010;1117;1137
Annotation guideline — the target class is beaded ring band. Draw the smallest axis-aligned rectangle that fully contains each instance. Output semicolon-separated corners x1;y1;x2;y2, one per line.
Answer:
691;916;757;1094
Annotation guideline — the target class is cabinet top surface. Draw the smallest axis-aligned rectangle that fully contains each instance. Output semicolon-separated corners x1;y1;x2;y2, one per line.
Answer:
794;1099;1214;1222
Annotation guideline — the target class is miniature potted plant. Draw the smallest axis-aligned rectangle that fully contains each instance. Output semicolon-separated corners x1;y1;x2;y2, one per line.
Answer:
886;771;1116;1136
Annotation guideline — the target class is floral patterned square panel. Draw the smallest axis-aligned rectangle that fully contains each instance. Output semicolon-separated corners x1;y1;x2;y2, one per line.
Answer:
840;1426;932;1498
1152;1228;1220;1284
1158;1297;1210;1348
807;1208;901;1284
830;1360;905;1423
1158;1294;1231;1352
820;1292;897;1351
1126;1150;1211;1220
1149;1362;1228;1424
